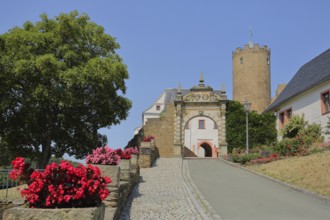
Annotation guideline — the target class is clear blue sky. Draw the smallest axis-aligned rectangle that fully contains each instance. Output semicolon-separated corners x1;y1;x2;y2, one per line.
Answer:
1;1;330;160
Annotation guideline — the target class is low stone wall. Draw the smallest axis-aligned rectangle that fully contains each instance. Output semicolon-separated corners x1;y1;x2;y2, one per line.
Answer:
2;156;141;220
3;203;105;220
139;144;159;168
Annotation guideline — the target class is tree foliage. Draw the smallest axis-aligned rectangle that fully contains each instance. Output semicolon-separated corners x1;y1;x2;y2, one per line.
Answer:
0;11;131;168
226;100;277;152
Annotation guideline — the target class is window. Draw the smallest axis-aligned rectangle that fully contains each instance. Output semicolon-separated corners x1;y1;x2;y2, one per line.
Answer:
156;105;161;111
321;90;330;114
279;112;285;128
279;108;292;129
240;57;243;64
198;120;205;129
267;58;270;65
287;109;292;119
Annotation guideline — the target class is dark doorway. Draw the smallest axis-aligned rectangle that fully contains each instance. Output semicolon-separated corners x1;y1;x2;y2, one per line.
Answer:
200;143;212;157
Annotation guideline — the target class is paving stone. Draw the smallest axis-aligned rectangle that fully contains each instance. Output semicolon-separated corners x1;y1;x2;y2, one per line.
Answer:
118;158;205;220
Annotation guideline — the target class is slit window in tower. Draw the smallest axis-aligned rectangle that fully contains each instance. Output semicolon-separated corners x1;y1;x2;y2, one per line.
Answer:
240;57;243;64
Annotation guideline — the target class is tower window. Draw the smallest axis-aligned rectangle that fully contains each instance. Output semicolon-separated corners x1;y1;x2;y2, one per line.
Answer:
267;58;270;65
240;57;243;64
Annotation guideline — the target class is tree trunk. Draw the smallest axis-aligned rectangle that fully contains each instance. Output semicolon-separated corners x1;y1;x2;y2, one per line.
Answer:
37;142;52;169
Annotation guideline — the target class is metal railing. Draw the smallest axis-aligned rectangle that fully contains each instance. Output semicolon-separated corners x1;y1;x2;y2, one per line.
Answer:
0;170;21;200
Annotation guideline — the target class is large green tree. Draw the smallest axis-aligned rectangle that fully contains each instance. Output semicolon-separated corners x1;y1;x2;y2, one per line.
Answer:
226;100;277;152
0;11;131;168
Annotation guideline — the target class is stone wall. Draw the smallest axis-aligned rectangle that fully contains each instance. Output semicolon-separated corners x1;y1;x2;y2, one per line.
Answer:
139;144;159;168
143;103;175;157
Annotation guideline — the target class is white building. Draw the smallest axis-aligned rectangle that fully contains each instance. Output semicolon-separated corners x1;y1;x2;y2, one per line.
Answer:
265;49;330;141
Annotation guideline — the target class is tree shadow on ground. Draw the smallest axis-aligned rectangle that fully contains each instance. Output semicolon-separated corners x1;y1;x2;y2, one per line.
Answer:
117;179;143;220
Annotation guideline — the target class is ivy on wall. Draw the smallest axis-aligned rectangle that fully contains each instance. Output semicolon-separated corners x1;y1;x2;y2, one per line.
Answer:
226;100;277;153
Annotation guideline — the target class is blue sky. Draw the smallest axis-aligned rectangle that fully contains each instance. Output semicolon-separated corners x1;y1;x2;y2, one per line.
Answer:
1;1;330;160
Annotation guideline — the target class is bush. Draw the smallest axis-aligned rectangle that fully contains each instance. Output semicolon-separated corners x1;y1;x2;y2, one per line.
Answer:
281;115;306;138
232;153;260;165
299;123;323;143
10;157;111;208
226;101;277;153
85;146;120;165
274;136;308;156
250;154;278;164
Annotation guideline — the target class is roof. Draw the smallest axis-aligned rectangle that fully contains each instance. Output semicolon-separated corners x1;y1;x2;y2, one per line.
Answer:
265;48;330;112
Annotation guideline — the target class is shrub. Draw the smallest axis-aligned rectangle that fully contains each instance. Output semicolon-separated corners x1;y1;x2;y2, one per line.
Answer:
85;146;120;165
299;123;323;143
125;147;139;155
274;136;308;156
9;157;111;208
281;115;306;139
116;148;132;160
142;135;155;142
232;153;260;165
250;154;278;164
226;101;277;153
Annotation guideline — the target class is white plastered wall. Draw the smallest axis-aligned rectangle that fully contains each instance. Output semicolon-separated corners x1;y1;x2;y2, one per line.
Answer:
276;80;330;141
184;116;219;157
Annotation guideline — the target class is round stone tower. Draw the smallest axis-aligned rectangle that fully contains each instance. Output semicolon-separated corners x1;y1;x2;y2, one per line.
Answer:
232;42;271;113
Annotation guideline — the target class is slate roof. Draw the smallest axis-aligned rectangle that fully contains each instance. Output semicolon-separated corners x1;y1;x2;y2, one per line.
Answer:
265;48;330;112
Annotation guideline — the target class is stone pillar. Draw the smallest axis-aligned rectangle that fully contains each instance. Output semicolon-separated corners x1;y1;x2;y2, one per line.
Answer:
174;85;183;157
219;103;228;156
174;104;182;157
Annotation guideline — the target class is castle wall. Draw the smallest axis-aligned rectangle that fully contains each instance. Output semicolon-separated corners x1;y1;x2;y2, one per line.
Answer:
143;103;175;157
233;44;271;113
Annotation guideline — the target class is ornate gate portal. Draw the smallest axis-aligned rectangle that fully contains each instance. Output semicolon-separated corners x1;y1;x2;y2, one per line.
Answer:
173;74;228;158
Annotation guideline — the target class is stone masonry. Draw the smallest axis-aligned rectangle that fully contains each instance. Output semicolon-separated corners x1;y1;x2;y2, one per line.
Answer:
143;104;175;157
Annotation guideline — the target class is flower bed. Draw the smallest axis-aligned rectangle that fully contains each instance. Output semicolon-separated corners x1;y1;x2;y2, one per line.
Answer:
9;157;111;208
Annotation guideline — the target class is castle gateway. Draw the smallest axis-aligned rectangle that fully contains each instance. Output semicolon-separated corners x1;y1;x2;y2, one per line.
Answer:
143;75;228;158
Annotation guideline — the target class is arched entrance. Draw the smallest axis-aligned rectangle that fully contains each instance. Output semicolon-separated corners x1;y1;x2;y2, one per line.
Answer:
200;143;212;157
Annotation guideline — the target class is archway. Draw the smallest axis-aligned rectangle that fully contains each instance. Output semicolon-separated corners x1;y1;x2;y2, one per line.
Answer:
200;143;212;157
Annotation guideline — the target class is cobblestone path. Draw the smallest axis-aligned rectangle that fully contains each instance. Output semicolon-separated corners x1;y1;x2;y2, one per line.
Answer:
118;158;213;220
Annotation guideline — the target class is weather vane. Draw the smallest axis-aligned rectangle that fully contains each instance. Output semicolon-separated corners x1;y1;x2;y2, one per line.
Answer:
249;26;253;40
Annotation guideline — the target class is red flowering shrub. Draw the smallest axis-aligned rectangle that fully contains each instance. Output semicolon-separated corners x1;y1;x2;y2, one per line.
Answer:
274;136;308;156
250;153;278;164
9;158;111;208
116;148;132;160
142;135;155;142
9;157;34;182
126;147;138;155
85;145;120;165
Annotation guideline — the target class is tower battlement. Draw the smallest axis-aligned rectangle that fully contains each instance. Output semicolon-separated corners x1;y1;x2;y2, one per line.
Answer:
233;44;270;55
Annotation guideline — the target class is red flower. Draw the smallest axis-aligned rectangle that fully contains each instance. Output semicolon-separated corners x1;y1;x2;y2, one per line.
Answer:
9;157;112;208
